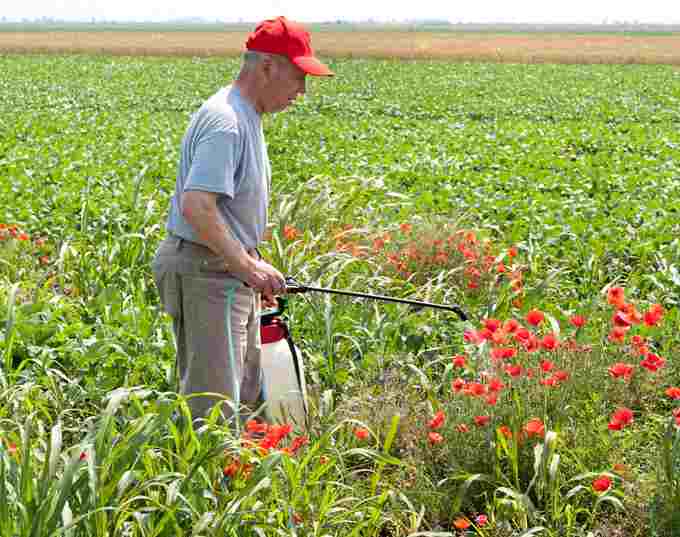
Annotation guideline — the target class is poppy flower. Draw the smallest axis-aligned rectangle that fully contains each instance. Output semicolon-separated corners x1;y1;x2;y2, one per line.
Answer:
475;514;488;526
540;360;555;372
474;415;491;427
640;353;665;373
503;319;520;333
644;304;664;326
354;427;369;440
452;354;466;368
429;410;446;430
607;287;625;307
665;387;680;400
541;333;559;351
504;364;522;377
570;315;586;328
608;362;634;380
453;517;470;530
613;311;633;327
554;370;570;382
608;327;628;344
524;418;545;438
488;378;505;392
526;309;545;326
428;432;444;445
609;407;634;430
399;223;412;234
283;225;299;240
498;425;513;439
592;475;612;492
463;330;484;345
452;378;466;393
523;336;541;353
464;382;487;397
485;394;498;406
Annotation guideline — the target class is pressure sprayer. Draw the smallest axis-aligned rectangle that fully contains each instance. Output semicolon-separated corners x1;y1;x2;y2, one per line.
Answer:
259;277;469;426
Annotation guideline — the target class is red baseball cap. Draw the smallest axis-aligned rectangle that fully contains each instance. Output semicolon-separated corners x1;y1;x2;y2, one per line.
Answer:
246;16;334;77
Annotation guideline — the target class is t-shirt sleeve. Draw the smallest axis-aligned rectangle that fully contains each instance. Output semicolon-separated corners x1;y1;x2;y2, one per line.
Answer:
184;129;240;198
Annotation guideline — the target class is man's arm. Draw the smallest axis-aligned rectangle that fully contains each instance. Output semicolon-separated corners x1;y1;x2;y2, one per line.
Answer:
181;190;285;296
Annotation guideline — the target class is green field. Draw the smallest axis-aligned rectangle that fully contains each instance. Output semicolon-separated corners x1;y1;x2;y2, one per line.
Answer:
1;55;679;535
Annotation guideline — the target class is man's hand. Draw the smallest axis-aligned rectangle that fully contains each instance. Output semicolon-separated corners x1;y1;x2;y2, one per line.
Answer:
232;258;285;301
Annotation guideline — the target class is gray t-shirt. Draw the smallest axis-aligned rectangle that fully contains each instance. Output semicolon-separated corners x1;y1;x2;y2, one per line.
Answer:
166;85;271;250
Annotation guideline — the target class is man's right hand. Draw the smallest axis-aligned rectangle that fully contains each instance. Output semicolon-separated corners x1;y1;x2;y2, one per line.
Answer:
236;259;286;299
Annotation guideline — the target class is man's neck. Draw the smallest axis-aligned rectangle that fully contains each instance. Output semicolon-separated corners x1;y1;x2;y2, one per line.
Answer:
234;79;264;116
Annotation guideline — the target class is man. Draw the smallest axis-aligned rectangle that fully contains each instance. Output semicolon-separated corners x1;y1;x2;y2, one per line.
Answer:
152;16;333;423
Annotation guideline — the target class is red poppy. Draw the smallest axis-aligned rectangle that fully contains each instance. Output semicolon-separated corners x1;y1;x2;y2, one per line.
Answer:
453;517;471;530
644;304;664;326
488;378;505;392
289;436;309;454
452;355;466;368
526;309;545;326
607;287;625;307
540;360;555;373
524;418;545;438
508;246;518;258
428;432;444;445
483;318;501;332
514;328;532;343
541;333;559;351
570;315;586;328
503;319;520;333
485;394;498;406
592;475;612;492
429;410;446;430
475;514;488;526
464;382;487;397
284;225;300;241
665;387;680;400
608;326;629;344
498;425;513;439
504;364;522;377
523;336;541;353
354;427;369;440
609;407;634;430
463;330;484;345
399;223;412;234
554;371;570;382
640;353;665;373
612;311;633;328
474;415;491;427
452;378;466;393
608;362;635;380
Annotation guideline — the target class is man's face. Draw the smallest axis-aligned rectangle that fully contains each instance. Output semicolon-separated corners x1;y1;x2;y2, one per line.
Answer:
261;56;307;113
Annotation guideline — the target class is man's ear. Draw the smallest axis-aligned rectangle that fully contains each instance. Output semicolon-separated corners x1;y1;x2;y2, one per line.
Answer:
260;54;275;81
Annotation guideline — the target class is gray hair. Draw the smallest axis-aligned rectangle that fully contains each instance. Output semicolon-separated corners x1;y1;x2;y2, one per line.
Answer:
241;50;289;72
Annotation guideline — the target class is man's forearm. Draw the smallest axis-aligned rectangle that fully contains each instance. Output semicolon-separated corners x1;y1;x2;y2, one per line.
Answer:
181;191;255;274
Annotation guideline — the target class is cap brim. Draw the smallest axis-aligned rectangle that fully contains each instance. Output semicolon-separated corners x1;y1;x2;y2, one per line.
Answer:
292;56;334;77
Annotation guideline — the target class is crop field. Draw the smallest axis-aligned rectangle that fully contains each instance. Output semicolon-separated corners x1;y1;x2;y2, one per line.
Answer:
2;30;680;63
0;53;680;535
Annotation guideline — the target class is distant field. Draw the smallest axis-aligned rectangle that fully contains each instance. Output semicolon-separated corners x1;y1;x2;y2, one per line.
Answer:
1;29;680;63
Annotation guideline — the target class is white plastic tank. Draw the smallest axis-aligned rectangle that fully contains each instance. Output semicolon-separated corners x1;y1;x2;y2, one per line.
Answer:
260;315;308;427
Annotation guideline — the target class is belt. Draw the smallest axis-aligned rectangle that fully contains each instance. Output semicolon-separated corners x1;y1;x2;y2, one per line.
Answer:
169;234;259;259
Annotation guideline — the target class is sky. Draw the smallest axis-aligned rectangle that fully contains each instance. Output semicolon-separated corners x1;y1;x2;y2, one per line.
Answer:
3;0;680;24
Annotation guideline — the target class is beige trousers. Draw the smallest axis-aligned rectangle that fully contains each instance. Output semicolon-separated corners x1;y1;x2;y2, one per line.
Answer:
152;235;267;423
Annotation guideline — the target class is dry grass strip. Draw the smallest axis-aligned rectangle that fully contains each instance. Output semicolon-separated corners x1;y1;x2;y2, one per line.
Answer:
2;31;680;64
